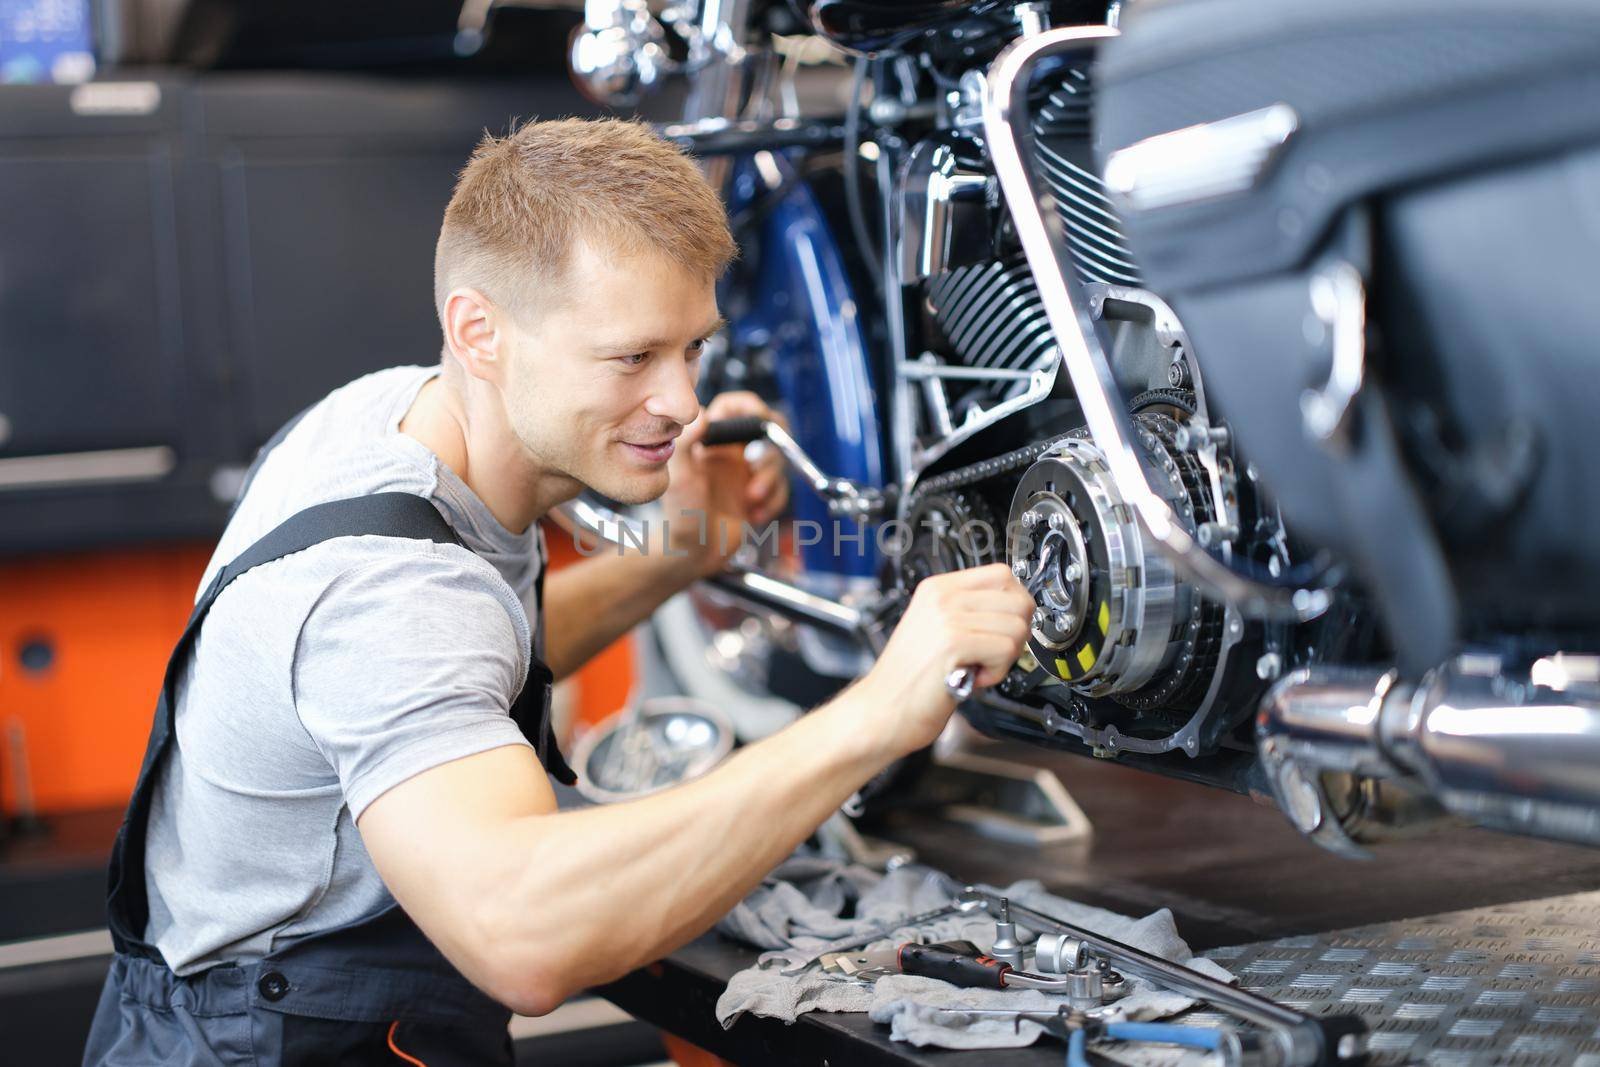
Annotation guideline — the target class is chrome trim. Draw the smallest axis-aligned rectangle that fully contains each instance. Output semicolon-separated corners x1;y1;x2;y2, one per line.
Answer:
1384;660;1600;846
907;362;1059;482
1103;103;1299;213
1260;660;1600;852
682;0;750;122
704;569;864;636
552;495;655;551
897;360;1035;382
568;0;677;106
1300;260;1366;454
897;140;990;283
0;446;176;491
1531;653;1600;694
981;26;1332;622
651;590;804;741
1258;667;1410;857
1013;1;1051;38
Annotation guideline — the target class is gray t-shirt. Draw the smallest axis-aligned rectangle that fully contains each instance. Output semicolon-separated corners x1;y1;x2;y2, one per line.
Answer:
145;365;543;976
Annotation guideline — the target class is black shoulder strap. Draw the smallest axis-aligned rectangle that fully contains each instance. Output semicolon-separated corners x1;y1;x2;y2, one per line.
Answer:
520;539;577;788
205;492;461;604
108;492;581;959
110;493;466;956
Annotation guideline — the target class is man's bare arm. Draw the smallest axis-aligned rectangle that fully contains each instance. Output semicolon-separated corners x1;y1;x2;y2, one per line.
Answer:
358;564;1033;1015
543;390;788;681
540;541;699;681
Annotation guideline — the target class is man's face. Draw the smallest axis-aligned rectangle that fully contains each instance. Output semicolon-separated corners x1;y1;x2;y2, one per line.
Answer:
500;241;723;505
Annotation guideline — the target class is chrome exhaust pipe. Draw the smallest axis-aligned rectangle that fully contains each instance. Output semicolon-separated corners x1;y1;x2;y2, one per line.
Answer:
1259;657;1600;854
1384;657;1600;846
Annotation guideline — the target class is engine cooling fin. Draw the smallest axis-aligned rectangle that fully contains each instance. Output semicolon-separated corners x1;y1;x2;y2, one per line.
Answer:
1030;66;1142;288
921;65;1142;416
924;254;1057;410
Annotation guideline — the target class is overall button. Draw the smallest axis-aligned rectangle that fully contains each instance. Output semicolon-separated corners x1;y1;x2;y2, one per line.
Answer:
258;971;290;1001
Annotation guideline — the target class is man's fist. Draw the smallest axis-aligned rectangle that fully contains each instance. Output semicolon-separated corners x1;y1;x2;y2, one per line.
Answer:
661;391;790;578
858;564;1035;758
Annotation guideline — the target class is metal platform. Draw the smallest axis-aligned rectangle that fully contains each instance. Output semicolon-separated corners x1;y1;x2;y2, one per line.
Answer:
1165;891;1600;1066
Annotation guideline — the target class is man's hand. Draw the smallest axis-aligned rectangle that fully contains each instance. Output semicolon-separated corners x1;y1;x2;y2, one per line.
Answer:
660;391;790;579
856;564;1036;760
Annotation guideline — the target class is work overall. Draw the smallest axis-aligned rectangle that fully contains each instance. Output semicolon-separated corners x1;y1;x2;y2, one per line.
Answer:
84;488;578;1065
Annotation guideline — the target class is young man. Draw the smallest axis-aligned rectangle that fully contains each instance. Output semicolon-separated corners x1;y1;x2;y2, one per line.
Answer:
85;118;1033;1065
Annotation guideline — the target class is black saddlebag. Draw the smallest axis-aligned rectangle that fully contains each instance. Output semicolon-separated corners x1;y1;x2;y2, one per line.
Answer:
1093;0;1600;670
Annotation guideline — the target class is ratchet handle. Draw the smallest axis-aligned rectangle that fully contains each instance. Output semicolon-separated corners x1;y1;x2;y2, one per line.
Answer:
898;941;1012;989
702;416;768;448
946;667;977;699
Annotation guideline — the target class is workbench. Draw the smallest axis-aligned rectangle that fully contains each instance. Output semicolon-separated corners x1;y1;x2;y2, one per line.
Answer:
597;746;1600;1066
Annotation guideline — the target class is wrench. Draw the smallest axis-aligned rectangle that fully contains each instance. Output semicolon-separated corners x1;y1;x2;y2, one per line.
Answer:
947;534;1066;699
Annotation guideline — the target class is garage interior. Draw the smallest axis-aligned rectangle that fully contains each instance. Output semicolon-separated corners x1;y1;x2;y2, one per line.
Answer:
5;1;1600;1065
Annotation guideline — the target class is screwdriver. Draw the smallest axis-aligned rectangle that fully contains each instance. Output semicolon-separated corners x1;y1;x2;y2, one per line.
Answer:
899;940;1012;988
892;941;1077;991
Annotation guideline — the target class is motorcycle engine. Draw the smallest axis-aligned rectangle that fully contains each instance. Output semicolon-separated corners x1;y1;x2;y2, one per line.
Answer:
916;65;1140;419
898;63;1262;752
1008;415;1222;709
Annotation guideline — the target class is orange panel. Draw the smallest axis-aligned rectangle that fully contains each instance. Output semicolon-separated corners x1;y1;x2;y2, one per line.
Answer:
661;1034;735;1067
0;525;637;817
543;519;636;731
0;544;213;816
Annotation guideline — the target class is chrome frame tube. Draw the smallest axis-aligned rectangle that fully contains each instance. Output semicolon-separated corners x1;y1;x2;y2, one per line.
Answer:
703;569;864;637
980;27;1334;622
552;503;870;639
682;0;750;122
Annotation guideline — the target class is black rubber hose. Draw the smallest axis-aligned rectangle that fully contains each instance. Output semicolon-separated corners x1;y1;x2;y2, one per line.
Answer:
843;56;884;297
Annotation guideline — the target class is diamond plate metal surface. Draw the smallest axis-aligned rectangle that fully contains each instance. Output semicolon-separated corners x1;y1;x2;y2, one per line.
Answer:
1100;892;1600;1067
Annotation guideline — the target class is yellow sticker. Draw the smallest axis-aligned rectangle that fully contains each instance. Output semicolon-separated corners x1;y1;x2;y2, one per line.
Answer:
1076;644;1095;671
1097;601;1110;635
1055;656;1073;677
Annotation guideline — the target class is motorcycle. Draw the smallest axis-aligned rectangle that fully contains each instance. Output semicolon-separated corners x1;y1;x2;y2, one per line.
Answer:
491;0;1600;855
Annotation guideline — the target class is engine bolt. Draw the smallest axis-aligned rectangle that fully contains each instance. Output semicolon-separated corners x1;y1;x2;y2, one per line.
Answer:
1256;652;1283;681
1012;559;1032;581
1175;421;1232;451
1047;513;1066;532
1033;608;1048;625
1022;511;1041;529
1055;612;1074;630
1064;562;1082;582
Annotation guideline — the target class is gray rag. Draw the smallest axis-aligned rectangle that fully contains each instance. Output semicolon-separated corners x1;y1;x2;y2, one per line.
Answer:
714;861;1235;1051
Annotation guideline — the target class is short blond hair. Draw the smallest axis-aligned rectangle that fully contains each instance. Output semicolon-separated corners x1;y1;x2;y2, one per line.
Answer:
434;117;736;326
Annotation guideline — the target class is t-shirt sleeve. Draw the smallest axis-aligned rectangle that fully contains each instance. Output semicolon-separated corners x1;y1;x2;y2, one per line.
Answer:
292;547;533;820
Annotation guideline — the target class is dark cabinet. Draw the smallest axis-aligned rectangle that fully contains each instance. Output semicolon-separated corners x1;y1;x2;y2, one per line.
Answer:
0;73;595;553
0;150;185;457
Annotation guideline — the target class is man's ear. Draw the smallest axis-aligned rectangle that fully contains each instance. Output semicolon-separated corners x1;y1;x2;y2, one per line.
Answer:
442;287;504;383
